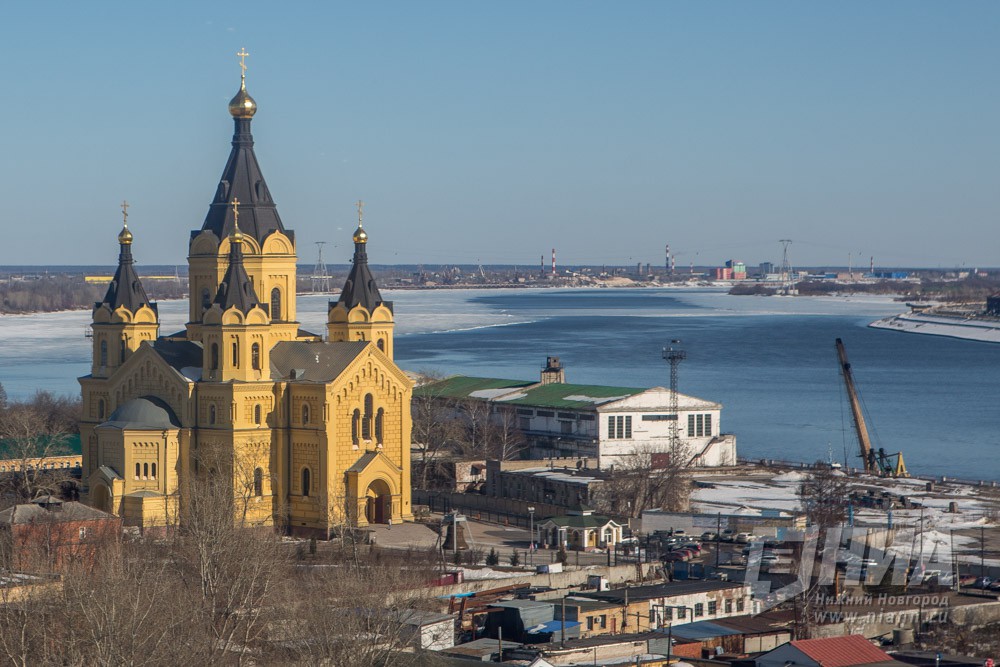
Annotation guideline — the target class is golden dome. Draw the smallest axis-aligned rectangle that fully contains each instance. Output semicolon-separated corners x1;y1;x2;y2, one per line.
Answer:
118;224;133;245
231;226;245;244
229;82;257;118
353;224;367;244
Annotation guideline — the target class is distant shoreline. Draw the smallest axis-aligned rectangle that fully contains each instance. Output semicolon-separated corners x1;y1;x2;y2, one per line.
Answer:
870;311;1000;344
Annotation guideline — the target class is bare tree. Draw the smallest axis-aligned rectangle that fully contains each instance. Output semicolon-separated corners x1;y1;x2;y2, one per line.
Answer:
798;463;850;530
411;382;464;490
594;443;690;518
178;443;286;664
0;400;76;506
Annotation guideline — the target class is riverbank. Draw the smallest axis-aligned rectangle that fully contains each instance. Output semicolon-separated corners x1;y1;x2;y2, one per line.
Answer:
870;311;1000;344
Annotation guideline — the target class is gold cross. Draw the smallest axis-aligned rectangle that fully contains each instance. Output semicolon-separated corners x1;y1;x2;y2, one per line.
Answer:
120;200;129;226
237;48;249;78
356;199;364;226
232;197;240;228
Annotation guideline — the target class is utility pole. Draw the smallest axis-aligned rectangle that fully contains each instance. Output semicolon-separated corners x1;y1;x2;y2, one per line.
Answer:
663;340;686;453
528;506;535;565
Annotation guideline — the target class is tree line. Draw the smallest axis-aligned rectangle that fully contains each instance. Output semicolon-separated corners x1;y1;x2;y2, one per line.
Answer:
0;276;186;314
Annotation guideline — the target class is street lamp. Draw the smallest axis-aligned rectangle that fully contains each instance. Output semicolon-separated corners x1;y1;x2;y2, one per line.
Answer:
528;506;536;564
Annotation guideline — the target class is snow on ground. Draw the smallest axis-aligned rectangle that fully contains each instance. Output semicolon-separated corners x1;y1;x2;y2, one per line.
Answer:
691;476;802;514
459;567;524;581
691;468;1000;565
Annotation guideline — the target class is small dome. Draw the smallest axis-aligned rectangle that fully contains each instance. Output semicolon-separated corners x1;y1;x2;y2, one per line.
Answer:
103;396;180;429
229;84;257;118
118;224;133;245
353;224;367;244
231;226;245;244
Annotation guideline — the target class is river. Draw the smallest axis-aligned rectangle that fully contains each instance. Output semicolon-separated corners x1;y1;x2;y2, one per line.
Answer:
2;287;997;480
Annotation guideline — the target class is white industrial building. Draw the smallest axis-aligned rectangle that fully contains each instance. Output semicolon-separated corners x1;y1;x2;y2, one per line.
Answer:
414;357;736;469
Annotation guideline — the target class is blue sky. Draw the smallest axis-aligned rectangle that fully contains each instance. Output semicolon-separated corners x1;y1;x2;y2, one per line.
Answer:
2;1;999;268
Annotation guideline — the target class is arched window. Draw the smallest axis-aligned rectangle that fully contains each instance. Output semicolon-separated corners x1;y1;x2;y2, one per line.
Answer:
135;462;140;479
201;288;211;313
151;462;157;479
271;288;282;320
375;408;384;444
251;343;261;370
377;338;385;352
254;404;262;425
301;467;311;497
211;343;219;370
120;338;127;363
362;394;373;440
98;399;105;420
302;404;310;425
232;341;239;368
352;409;360;445
209;404;217;425
99;340;108;367
143;463;149;479
253;468;263;496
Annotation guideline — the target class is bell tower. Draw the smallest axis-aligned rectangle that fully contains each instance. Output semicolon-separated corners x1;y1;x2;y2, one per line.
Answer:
327;201;395;359
90;202;159;378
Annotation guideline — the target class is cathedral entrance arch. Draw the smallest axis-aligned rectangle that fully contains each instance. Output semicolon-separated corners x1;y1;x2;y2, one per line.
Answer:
364;479;392;524
92;483;112;514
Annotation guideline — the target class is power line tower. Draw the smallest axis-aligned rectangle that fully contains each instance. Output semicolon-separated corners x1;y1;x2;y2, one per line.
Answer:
662;340;686;451
312;241;330;293
779;239;793;283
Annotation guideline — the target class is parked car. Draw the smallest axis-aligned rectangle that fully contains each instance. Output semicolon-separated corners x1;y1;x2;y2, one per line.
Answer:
971;577;993;590
701;531;718;542
959;574;978;586
735;533;755;544
681;542;703;553
720;529;736;542
662;552;687;563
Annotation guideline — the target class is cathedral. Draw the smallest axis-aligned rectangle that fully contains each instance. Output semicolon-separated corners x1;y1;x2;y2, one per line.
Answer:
78;58;413;534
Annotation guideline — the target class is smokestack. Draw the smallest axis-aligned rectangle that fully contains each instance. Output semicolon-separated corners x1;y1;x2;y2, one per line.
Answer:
552;248;556;276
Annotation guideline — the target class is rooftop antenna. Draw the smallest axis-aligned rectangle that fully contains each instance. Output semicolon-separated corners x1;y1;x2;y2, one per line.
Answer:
662;340;686;452
312;241;330;293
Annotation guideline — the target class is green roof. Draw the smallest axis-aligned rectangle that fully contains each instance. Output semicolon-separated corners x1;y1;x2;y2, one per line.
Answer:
414;375;647;410
413;376;534;400
498;382;645;409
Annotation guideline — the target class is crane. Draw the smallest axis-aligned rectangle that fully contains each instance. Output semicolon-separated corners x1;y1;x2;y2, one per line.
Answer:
835;338;908;478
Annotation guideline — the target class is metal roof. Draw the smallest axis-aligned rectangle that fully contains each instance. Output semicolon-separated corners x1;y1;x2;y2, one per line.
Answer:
788;635;898;667
581;580;745;603
496;382;646;409
100;396;180;430
413;376;534;400
198;113;287;245
269;341;368;382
